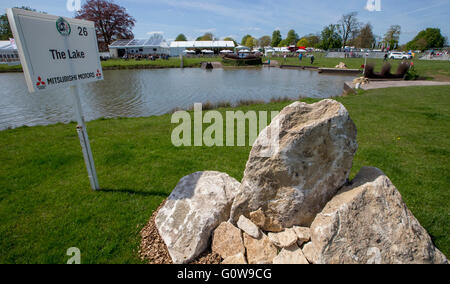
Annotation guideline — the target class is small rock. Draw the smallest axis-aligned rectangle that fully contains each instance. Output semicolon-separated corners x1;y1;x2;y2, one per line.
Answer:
237;215;260;239
222;253;247;264
293;226;311;246
249;209;266;229
212;222;245;259
268;228;298;248
249;208;283;232
244;233;278;264
301;242;317;264
273;244;309;264
263;217;284;233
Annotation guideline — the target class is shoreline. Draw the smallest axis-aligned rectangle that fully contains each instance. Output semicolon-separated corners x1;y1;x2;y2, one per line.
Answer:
0;83;447;132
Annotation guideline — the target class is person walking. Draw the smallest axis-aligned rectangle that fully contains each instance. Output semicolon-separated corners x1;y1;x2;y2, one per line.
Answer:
299;52;303;63
384;53;388;61
310;54;315;65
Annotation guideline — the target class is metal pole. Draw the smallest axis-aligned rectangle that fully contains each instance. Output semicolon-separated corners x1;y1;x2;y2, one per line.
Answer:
70;85;100;191
364;53;368;76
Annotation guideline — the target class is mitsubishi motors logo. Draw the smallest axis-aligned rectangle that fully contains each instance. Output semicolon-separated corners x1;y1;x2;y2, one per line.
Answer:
36;76;46;90
96;69;102;79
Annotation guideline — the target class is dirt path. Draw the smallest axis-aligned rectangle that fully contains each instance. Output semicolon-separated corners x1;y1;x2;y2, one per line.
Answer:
263;60;279;67
346;80;450;90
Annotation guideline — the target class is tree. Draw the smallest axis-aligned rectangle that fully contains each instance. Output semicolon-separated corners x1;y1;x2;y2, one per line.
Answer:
320;24;342;50
241;34;252;46
339;12;361;47
0;6;38;40
271;30;282;47
278;39;289;47
258;35;272;47
223;37;237;46
196;33;214;41
406;28;446;51
297;38;309;47
245;36;257;49
286;29;299;45
0;14;12;40
383;25;401;49
76;0;135;52
303;34;321;48
175;34;187;41
353;23;375;48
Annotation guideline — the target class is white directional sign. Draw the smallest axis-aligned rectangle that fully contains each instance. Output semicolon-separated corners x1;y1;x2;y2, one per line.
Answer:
7;8;103;93
7;8;102;191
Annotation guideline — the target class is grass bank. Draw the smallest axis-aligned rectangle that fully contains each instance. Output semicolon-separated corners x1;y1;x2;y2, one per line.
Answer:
271;53;450;81
2;55;449;81
0;57;223;73
0;85;449;263
102;57;223;70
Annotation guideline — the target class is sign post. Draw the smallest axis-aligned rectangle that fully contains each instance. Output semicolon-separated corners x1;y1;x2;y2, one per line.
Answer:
7;8;103;190
71;85;99;190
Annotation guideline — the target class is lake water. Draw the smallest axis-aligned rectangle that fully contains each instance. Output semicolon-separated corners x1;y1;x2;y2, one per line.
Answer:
0;68;354;130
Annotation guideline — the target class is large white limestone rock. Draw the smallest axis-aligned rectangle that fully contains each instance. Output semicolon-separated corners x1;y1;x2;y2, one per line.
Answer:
307;167;448;264
156;171;241;264
230;100;358;227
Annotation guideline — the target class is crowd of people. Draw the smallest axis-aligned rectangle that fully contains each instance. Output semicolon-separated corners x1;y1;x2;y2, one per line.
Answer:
122;53;170;61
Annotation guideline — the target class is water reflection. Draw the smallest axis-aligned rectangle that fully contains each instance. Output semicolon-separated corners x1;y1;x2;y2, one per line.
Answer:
0;68;354;130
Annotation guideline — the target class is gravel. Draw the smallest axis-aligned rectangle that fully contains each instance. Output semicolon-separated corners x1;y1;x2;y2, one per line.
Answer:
139;200;222;264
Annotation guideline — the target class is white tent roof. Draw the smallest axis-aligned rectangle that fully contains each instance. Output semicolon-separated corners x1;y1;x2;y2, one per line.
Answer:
201;49;214;53
0;40;17;50
220;50;233;53
110;35;169;48
170;41;235;48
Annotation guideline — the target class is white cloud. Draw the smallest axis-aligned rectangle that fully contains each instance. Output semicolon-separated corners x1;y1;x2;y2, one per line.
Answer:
239;27;262;32
195;28;217;33
147;31;164;35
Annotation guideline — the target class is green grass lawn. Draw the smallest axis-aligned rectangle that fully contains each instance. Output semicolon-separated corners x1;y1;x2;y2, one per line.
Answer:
0;64;22;72
0;85;449;263
270;53;450;80
0;57;223;73
101;57;223;69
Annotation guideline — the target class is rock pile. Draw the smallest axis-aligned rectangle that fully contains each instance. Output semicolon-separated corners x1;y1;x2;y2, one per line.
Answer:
147;99;447;264
335;62;348;69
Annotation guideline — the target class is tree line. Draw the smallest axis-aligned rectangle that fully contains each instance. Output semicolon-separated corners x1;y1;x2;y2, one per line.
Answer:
0;1;447;52
176;12;447;52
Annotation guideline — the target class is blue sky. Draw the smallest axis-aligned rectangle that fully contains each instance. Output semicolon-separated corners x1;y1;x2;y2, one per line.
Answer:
1;0;449;44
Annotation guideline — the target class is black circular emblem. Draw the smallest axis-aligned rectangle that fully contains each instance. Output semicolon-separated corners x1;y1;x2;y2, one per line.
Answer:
56;17;71;36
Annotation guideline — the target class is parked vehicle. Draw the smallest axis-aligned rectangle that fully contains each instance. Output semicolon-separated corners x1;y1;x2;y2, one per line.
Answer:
389;52;413;60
